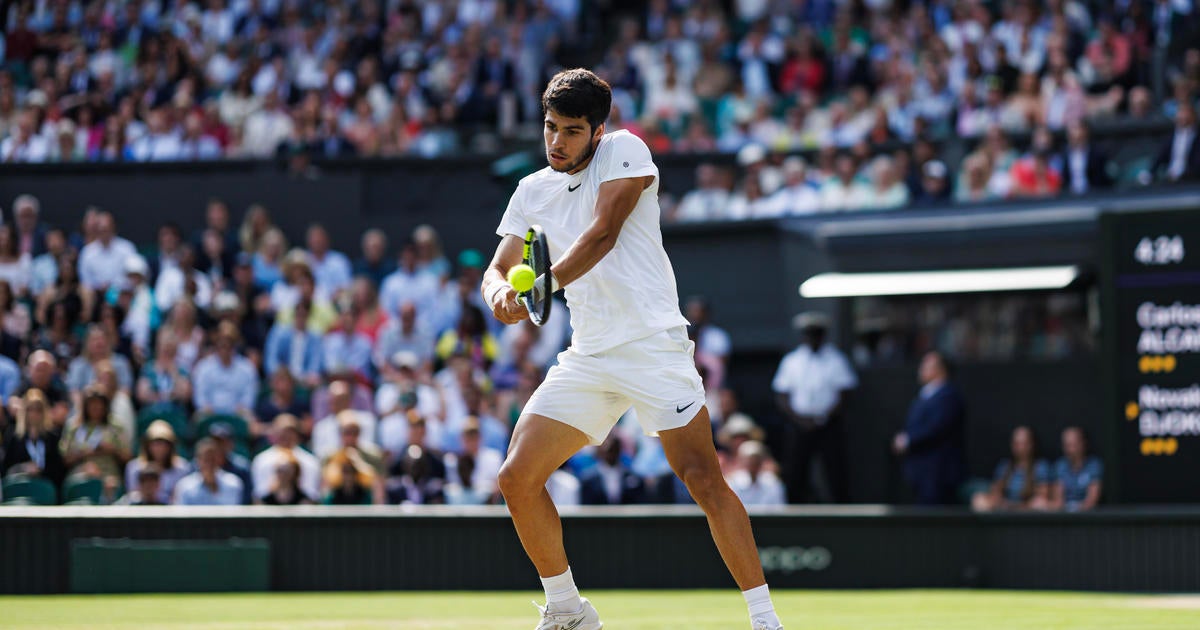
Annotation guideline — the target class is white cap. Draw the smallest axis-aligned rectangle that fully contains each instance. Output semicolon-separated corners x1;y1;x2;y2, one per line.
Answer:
737;144;767;167
124;255;149;277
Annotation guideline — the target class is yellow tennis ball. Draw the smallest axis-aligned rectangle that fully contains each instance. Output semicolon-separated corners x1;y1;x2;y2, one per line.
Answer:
507;264;536;293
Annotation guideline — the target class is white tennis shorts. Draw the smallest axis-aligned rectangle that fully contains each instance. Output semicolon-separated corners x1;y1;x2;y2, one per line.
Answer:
523;326;707;445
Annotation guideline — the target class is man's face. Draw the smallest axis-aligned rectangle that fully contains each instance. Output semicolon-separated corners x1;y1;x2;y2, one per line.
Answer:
140;477;161;499
159;226;180;252
30;357;53;383
340;425;360;448
919;353;941;384
96;214;115;242
307;227;328;255
544;109;602;173
207;203;228;230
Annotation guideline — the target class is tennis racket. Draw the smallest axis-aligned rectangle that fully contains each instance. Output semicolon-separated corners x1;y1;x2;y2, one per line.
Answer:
521;224;552;327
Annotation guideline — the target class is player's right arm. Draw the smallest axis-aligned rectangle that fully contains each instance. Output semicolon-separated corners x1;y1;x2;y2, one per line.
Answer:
481;234;531;325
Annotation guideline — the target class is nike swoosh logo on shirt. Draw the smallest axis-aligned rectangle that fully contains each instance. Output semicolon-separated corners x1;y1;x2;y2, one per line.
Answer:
568;183;581;192
676;402;696;414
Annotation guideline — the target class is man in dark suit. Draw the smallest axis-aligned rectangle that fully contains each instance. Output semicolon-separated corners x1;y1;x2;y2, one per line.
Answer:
1150;104;1200;183
579;435;645;505
1061;121;1113;195
12;194;47;258
892;352;966;505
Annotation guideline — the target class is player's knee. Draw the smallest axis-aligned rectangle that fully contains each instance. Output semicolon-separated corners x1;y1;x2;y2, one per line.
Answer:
497;461;538;500
678;464;726;507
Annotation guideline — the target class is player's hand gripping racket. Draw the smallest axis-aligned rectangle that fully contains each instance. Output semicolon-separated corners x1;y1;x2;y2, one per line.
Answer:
520;225;552;327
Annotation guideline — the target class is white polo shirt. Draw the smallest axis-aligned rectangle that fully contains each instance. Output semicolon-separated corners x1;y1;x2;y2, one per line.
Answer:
496;130;689;355
772;343;858;420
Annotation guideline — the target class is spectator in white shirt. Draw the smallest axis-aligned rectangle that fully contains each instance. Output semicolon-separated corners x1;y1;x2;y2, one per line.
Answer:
250;413;321;499
819;153;870;211
376;350;445;456
379;243;439;320
726;440;786;507
242;90;294;157
192;321;259;421
860;155;910;210
0;110;50;162
311;380;377;461
374;301;436;372
78;211;137;291
177;110;223;160
773;312;858;503
155;244;213;312
443;416;503;503
129;107;184;162
674;163;732;222
305;223;353;298
766;156;822;216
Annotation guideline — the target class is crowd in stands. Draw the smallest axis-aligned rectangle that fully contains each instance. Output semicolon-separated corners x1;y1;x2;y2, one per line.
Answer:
0;194;791;507
2;1;1198;213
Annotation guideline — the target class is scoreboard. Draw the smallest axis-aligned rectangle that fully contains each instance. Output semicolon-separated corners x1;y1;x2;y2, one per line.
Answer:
1102;209;1200;503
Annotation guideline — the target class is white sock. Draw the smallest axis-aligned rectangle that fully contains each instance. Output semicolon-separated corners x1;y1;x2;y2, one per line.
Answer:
541;566;582;614
743;584;780;625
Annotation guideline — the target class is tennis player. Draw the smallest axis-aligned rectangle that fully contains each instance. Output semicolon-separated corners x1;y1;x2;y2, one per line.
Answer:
481;68;784;630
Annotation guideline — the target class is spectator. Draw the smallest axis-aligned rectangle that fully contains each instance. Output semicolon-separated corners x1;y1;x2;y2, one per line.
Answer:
412;225;451;281
254;369;311;442
123;420;192;504
773;312;857;503
0;352;21;408
273;261;337;333
0;110;50;162
374;302;435;372
350;277;388;343
972;426;1053;512
119;256;156;356
955;154;1000;203
675;164;732;222
252;227;288;291
380;242;439;319
78;211;136;291
66;326;133;399
435;305;498;372
321;303;373;381
726;440;786;507
1;389;66;491
444;453;489;505
136;332;192;416
194;199;238;267
258;450;315;505
1148;104;1200;183
891;352;967;505
12;194;47;258
0;280;32;342
29;227;66;296
860;156;910;210
819;153;869;211
326;413;387;479
312;381;377;461
1061;120;1114;195
914;159;952;204
192;321;259;422
767;157;821;216
306;223;353;298
546;462;582;508
155;244;212;312
1009;127;1063;198
388;440;446;505
242;91;294;157
263;298;323;387
159;299;206;372
579;434;645;505
0;225;32;294
1051;426;1103;512
354;229;395;288
12;351;70;428
129;107;183;161
444;417;503;504
716;413;766;476
250;414;320;500
174;438;244;505
376;353;445;458
117;465;166;506
93;359;136;447
60;387;130;499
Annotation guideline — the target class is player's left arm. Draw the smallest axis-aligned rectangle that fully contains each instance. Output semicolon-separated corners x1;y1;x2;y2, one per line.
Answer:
549;175;653;287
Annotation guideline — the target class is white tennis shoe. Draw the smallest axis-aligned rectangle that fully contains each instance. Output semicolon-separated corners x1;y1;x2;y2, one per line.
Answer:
752;618;784;630
533;597;603;630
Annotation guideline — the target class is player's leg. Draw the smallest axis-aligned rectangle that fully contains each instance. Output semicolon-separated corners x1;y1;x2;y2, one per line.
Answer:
497;412;589;579
658;407;783;629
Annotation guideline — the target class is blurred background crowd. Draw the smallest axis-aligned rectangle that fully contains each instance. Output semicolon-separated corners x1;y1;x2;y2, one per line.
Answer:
0;193;1105;512
1;0;1198;214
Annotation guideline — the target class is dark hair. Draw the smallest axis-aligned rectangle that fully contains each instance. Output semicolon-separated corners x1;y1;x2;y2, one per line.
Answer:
542;68;612;131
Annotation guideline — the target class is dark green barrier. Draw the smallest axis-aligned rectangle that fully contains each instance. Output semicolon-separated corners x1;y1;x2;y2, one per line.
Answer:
70;537;270;593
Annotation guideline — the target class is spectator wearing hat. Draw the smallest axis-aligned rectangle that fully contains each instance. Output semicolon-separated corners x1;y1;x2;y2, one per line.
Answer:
892;352;967;505
263;298;323;387
726;441;786;507
250;414;320;500
192;321;259;423
118;465;166;505
312;381;378;461
353;229;395;289
321;303;373;382
716;413;766;476
914;159;952;203
124;419;192;504
119;254;157;356
579;434;645;506
773;312;858;503
305;223;353;299
767;157;821;216
174;438;244;505
258;450;315;505
77;211;136;292
2;389;66;492
60;386;130;498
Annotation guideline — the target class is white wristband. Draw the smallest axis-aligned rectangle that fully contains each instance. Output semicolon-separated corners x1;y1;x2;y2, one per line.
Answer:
486;281;511;306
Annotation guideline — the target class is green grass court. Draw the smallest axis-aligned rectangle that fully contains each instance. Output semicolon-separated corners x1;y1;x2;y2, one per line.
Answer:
3;590;1198;629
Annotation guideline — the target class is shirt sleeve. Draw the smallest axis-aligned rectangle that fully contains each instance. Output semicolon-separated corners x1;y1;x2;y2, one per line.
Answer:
771;354;792;393
833;352;859;390
597;132;657;184
495;183;528;239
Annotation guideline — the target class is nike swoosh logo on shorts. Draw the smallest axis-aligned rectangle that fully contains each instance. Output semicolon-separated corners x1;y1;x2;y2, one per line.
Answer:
568;183;581;192
676;401;696;414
